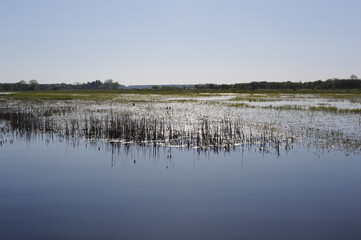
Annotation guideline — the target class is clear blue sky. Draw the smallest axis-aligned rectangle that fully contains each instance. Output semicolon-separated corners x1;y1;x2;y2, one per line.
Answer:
1;0;360;85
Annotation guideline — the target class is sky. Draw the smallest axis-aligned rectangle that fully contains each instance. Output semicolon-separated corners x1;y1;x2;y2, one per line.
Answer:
0;0;360;85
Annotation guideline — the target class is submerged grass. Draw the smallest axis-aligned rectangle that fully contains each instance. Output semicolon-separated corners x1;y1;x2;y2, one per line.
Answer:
227;103;253;108
230;93;281;102
258;105;361;114
262;105;305;111
309;106;338;112
169;99;198;103
317;92;361;99
309;106;361;114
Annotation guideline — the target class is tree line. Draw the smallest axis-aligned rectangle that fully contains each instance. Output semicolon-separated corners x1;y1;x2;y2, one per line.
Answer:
194;75;360;90
0;79;124;91
0;75;360;91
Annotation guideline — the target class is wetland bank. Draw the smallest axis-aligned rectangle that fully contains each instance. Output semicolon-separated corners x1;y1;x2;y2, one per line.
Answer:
1;90;361;239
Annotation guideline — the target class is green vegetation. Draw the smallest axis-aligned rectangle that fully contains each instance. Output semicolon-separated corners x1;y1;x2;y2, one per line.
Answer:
230;94;280;102
227;103;253;108
0;89;361;102
168;99;198;103
309;106;361;114
263;105;305;111
6;91;119;101
309;106;338;112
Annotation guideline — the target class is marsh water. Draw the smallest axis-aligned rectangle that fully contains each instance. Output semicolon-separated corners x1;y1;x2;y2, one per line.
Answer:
1;93;361;239
1;136;361;240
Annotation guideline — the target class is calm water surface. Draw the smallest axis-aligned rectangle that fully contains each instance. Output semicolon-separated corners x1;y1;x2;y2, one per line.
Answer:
1;137;361;240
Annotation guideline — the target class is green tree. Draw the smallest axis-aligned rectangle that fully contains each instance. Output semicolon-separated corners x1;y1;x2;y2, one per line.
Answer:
29;79;39;90
350;74;358;80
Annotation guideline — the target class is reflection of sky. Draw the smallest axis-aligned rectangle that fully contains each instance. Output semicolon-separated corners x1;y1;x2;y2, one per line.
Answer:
1;138;361;239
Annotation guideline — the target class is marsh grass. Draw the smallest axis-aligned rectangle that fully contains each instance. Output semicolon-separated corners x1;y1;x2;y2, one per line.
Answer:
309;106;361;114
227;103;253;108
317;92;361;99
2;90;361;103
8;91;120;101
309;106;338;112
169;99;198;103
0;107;294;152
262;105;305;111
1;91;360;153
230;95;280;102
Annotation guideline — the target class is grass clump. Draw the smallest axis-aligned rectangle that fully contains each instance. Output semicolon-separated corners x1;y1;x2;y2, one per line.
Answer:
309;106;338;112
339;108;361;114
169;99;198;103
263;105;304;111
230;95;278;102
309;106;361;114
227;103;252;108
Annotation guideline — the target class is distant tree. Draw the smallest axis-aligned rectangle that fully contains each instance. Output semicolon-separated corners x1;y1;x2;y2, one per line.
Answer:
13;80;28;91
87;80;103;89
29;79;39;90
350;74;358;80
103;79;120;89
104;79;113;85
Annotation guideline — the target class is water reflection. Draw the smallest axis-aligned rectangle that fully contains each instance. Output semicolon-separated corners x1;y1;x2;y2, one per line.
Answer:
2;131;359;173
1;131;303;169
1;131;361;240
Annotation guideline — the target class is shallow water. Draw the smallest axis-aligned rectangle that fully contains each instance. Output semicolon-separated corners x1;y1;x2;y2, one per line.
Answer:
1;136;361;240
